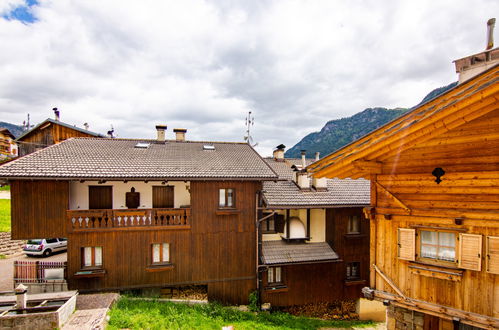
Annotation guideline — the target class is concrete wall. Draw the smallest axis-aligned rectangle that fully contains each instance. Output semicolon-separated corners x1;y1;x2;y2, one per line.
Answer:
69;181;191;209
262;208;325;243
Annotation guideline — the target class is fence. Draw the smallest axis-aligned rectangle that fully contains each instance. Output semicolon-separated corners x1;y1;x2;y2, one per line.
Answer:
14;261;67;285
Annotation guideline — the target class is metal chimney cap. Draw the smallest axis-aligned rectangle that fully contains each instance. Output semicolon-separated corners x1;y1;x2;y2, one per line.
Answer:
155;125;167;130
173;128;187;133
300;150;307;155
276;144;286;150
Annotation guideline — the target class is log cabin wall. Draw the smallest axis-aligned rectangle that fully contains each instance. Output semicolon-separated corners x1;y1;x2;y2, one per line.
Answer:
371;109;499;318
10;180;69;239
67;180;260;304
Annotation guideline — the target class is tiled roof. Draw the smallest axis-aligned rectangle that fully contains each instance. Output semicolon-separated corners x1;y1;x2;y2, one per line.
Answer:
0;138;278;180
16;118;104;141
262;158;370;207
261;240;339;265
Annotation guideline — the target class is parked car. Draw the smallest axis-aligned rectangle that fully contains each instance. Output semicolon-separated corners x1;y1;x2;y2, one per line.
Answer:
23;238;67;257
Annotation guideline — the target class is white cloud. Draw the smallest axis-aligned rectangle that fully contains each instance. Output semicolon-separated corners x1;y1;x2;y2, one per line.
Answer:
0;0;497;156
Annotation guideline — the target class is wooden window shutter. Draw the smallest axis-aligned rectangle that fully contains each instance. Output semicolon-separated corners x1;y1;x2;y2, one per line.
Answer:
486;236;499;274
275;214;285;233
458;233;482;271
398;228;415;261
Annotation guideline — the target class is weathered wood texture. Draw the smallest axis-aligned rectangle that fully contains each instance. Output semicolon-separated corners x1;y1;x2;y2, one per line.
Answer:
10;180;69;239
67;181;260;304
370;110;499;318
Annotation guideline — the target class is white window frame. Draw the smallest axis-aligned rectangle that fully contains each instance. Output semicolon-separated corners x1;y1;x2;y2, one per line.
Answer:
152;243;170;264
219;188;235;208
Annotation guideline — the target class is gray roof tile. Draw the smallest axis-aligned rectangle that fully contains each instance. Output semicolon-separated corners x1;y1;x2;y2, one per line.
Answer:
261;240;339;265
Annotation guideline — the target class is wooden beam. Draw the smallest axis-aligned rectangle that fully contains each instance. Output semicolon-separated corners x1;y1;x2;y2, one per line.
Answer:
367;288;499;329
372;264;409;301
306;209;310;239
352;159;383;174
375;182;411;214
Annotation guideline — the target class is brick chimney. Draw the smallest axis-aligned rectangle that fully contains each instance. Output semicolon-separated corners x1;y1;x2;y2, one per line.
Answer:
273;144;286;161
311;152;327;191
156;125;167;142
173;128;187;141
454;18;499;84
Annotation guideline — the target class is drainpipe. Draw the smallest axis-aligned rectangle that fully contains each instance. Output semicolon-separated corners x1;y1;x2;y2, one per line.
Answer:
256;200;276;309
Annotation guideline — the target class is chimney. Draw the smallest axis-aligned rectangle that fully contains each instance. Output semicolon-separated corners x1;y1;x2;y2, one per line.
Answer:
300;150;307;169
273;144;286;161
173;128;187;142
311;151;327;190
156;125;167;142
487;18;495;50
15;284;28;309
83;122;89;131
315;152;320;162
293;150;310;190
53;107;60;121
454;18;499;84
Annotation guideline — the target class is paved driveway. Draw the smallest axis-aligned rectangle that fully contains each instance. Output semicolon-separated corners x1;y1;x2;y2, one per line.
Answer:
0;251;67;291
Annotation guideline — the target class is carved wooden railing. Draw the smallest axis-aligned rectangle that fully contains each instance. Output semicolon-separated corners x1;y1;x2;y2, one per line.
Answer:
67;208;191;232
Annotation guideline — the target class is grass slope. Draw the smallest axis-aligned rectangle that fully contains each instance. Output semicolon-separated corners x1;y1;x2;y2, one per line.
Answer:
108;298;374;330
0;199;10;232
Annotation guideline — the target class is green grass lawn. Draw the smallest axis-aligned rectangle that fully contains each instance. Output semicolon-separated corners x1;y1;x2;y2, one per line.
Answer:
0;185;9;191
0;199;10;232
108;298;375;330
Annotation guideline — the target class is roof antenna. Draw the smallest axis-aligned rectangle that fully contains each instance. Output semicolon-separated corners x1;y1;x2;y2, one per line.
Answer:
244;111;258;147
107;125;114;138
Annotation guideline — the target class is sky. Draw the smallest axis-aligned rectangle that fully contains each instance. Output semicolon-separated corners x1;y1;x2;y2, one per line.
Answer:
0;0;497;156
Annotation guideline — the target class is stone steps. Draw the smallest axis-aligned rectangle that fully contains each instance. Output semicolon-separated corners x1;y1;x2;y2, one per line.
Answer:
0;232;24;256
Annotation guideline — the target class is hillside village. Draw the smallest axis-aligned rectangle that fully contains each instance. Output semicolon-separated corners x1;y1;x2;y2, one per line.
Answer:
0;5;498;330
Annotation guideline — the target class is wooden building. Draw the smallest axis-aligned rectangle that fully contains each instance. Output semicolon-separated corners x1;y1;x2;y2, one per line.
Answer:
308;58;499;328
1;126;278;304
16;111;103;156
259;145;370;306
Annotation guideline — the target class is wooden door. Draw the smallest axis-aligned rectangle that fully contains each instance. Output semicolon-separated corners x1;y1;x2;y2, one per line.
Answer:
153;186;174;208
89;186;112;209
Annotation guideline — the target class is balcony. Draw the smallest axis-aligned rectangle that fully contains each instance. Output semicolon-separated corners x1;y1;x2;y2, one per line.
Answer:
67;208;191;232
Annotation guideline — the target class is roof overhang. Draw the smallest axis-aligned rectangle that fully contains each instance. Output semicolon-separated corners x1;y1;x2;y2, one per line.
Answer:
308;64;499;179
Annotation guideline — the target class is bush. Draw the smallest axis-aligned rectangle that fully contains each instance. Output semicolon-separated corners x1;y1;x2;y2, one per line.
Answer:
248;290;259;312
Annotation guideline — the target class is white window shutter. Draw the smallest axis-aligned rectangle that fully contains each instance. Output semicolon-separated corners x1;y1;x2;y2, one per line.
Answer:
486;236;499;274
458;233;482;271
398;228;415;261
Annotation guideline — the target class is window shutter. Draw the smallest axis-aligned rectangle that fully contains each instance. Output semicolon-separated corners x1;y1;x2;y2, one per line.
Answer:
486;236;499;274
275;214;285;233
458;233;482;271
398;228;415;261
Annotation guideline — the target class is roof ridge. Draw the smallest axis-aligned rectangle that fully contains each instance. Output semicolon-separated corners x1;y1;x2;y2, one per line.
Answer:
71;137;249;145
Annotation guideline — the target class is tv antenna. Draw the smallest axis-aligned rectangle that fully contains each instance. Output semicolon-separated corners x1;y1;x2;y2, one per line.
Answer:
244;111;258;147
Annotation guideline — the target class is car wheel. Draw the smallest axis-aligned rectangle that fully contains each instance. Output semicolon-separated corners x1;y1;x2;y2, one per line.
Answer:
42;249;52;257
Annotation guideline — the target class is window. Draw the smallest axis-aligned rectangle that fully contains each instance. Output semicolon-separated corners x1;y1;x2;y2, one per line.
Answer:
82;247;102;268
420;230;456;262
346;262;360;280
152;243;170;264
262;213;275;233
348;215;360;234
219;188;235;208
267;267;282;285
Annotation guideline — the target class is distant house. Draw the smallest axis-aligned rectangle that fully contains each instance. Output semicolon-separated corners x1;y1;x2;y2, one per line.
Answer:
259;145;370;307
16;109;104;156
0;128;18;159
0;126;278;304
309;48;499;328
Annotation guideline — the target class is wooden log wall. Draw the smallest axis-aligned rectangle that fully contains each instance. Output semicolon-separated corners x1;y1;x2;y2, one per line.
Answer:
370;109;499;318
67;181;260;305
10;180;69;239
20;121;96;145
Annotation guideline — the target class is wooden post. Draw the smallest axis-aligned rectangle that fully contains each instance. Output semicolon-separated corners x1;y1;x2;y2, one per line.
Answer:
370;174;377;288
286;209;290;239
306;209;311;239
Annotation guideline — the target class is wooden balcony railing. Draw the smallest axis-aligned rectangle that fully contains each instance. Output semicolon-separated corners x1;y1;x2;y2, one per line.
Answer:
67;208;191;232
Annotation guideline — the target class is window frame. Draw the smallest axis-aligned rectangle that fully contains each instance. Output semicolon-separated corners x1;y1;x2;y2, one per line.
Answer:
267;266;283;286
81;246;103;270
218;188;236;209
347;215;361;234
262;213;276;234
346;262;361;281
151;242;171;266
416;229;458;266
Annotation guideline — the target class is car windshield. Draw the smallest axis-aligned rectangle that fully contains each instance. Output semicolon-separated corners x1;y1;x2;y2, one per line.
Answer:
27;239;42;244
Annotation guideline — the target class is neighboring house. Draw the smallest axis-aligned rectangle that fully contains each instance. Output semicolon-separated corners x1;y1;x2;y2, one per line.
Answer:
308;54;499;327
0;128;18;159
0;126;278;304
16;109;104;156
259;145;370;307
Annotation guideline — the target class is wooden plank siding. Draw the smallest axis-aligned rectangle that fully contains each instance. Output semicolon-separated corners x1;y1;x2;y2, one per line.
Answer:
10;180;69;239
368;110;499;318
67;180;260;304
20;121;97;145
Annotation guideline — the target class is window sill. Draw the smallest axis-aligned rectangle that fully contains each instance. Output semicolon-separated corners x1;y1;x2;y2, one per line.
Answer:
74;269;106;278
264;285;288;293
216;209;240;215
344;233;367;239
344;279;366;286
409;262;463;281
146;263;174;272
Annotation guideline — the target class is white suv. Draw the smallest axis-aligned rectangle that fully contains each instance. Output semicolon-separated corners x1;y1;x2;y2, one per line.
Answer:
23;238;67;257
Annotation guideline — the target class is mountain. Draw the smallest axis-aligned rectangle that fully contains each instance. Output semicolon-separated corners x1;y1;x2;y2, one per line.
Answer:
0;122;24;138
285;82;457;158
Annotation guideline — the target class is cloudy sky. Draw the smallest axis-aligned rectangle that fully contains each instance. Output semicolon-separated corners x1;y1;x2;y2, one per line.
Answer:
0;0;497;156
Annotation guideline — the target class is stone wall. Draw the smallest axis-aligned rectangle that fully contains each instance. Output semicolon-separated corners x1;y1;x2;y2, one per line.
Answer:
386;305;424;330
0;232;23;256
